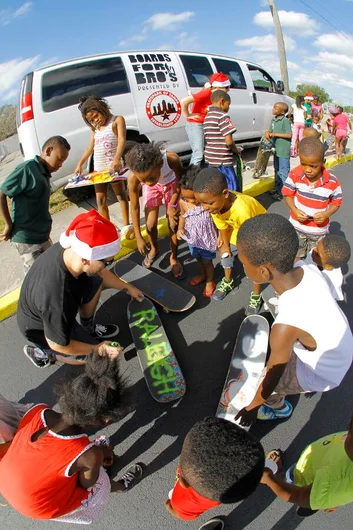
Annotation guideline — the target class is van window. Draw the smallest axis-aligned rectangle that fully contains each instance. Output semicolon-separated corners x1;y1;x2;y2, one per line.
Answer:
42;57;130;113
179;55;213;88
247;65;276;92
212;58;247;89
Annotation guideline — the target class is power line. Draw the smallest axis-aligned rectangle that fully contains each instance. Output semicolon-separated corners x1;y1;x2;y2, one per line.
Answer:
298;0;352;42
309;0;353;36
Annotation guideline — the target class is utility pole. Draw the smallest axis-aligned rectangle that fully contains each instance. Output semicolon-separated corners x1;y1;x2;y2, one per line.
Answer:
268;0;290;95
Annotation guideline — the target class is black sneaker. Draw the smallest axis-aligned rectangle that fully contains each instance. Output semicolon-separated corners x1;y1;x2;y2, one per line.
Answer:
296;507;319;518
23;345;52;368
91;323;120;339
246;291;263;315
212;278;234;302
198;518;225;530
117;463;144;492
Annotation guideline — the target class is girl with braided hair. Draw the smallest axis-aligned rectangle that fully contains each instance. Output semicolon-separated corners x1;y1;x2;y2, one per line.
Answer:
75;96;134;239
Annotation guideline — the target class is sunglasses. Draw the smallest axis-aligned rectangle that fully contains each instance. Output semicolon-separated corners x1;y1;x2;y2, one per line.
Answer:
100;259;114;267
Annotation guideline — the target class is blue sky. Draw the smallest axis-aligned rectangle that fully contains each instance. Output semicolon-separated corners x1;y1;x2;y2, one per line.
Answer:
1;0;353;106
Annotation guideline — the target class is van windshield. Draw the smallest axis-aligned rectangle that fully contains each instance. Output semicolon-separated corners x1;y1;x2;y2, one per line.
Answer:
41;57;130;112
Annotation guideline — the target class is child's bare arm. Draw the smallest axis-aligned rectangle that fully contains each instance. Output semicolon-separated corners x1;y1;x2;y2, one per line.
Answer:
177;200;186;239
128;174;145;252
313;204;340;225
270;131;292;140
224;134;239;155
0;191;12;241
111;116;127;172
218;228;232;255
261;470;312;507
75;133;95;174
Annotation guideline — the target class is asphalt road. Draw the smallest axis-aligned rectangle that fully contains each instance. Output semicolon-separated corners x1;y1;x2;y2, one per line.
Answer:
1;161;353;530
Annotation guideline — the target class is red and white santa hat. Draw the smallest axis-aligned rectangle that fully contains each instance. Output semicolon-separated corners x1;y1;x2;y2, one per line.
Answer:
304;93;314;101
210;72;231;88
59;209;120;260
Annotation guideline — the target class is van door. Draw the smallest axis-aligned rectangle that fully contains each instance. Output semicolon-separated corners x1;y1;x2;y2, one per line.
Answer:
122;52;189;154
246;64;278;135
211;57;255;140
35;56;133;186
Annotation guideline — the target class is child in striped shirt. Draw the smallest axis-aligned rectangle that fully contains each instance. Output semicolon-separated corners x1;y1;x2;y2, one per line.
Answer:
203;90;240;192
282;137;342;259
177;167;218;297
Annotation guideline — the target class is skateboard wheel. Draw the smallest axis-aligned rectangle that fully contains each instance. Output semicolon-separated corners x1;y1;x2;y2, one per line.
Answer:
110;342;121;347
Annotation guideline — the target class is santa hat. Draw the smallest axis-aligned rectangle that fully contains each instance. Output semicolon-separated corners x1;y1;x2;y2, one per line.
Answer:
304;93;314;100
59;209;120;260
210;72;231;88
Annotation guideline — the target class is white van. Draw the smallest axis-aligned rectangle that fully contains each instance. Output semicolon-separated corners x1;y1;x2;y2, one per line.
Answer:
17;50;292;189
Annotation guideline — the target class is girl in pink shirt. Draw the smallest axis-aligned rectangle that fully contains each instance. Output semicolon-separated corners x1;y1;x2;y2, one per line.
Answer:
333;109;351;159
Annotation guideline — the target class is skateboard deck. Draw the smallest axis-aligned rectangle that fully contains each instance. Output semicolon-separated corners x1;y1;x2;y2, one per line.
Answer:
128;298;186;402
252;138;274;179
234;153;243;192
216;315;269;430
65;166;129;189
261;284;279;320
114;259;196;313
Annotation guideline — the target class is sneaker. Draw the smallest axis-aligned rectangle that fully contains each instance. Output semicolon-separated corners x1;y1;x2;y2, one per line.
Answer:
117;463;144;492
271;191;283;201
246;291;263;315
296;507;319;518
23;345;52;368
198;518;225;530
257;400;293;420
212;278;234;302
91;323;120;339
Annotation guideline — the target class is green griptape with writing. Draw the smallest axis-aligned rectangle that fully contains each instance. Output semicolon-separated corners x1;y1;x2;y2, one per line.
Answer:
128;297;186;403
114;259;195;313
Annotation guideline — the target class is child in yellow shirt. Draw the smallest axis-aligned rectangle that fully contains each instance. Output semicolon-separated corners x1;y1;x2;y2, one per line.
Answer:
193;167;266;312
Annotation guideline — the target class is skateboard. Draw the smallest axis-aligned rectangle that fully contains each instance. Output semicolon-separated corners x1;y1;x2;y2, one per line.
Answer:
114;259;196;313
65;166;129;189
128;298;186;402
261;283;279;320
252;137;275;179
233;152;243;192
216;315;269;430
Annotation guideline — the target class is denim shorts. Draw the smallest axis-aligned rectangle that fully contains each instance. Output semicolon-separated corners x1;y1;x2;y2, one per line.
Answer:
188;244;216;261
221;244;238;269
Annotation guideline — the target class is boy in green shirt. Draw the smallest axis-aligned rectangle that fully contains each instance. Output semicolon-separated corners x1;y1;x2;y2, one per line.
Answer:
264;102;292;201
0;136;70;274
193;167;266;313
262;414;353;517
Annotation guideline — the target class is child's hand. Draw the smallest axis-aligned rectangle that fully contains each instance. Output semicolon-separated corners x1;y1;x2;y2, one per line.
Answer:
217;234;224;248
294;208;309;223
264;131;272;141
188;113;202;121
313;211;328;225
74;164;83;175
110;159;122;174
177;228;185;240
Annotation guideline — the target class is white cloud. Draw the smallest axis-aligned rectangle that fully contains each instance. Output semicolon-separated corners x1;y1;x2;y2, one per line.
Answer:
235;34;296;53
0;2;32;25
314;32;353;54
0;56;38;97
254;10;319;36
3;88;19;101
312;51;353;70
178;32;200;50
145;11;195;31
118;34;147;48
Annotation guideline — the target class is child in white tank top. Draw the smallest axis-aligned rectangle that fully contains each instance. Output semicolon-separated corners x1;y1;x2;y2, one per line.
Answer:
75;96;134;239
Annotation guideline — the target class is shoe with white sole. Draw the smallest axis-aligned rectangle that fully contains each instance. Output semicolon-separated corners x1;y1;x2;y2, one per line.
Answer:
257;400;293;420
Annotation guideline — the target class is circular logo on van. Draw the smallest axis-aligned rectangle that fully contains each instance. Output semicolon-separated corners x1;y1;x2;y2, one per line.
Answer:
146;90;181;128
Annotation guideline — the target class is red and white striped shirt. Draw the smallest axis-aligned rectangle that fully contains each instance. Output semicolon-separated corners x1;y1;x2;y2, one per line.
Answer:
204;106;236;166
282;165;342;236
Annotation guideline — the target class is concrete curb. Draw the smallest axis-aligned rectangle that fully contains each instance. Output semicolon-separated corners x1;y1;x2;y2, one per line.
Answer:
1;154;351;322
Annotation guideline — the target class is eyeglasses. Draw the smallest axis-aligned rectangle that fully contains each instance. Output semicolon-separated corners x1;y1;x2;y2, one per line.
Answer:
100;259;114;267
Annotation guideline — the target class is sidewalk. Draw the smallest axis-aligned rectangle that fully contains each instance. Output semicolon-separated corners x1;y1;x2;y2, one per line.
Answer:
0;140;352;320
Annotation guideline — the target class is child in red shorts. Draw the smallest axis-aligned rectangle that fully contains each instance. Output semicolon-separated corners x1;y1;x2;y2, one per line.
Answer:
126;142;185;279
165;417;264;522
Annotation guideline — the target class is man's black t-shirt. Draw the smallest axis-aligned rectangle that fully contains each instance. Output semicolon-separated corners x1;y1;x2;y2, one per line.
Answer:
17;243;100;347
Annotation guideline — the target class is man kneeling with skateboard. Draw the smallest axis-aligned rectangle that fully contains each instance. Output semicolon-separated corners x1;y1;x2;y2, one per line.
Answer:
235;213;353;425
18;209;143;367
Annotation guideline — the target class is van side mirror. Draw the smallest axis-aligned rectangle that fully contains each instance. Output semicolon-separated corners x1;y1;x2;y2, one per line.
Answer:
276;80;284;93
